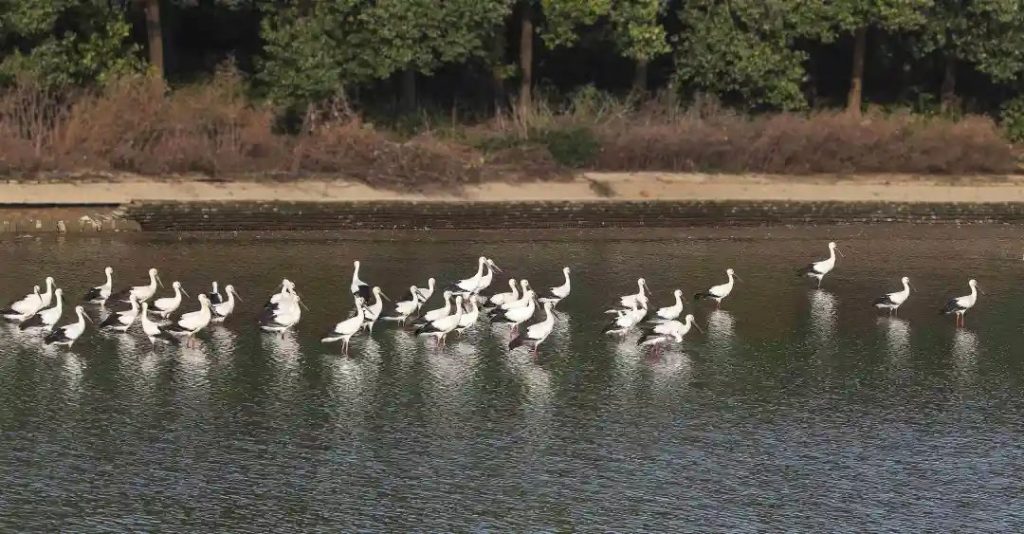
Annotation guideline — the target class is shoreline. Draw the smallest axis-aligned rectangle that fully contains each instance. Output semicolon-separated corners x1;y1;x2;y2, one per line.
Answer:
4;172;1024;205
4;173;1024;232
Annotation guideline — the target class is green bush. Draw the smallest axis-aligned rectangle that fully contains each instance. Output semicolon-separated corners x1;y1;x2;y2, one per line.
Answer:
1001;97;1024;143
537;126;599;168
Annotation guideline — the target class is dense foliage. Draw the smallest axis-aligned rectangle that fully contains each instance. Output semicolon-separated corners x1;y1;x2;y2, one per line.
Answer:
1;1;1024;127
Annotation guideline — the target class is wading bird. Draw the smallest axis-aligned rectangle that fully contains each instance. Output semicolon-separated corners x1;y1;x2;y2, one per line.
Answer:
149;281;189;319
1;285;43;322
874;276;911;316
211;284;242;323
646;289;684;322
489;290;537;335
797;242;842;288
416;295;465;348
486;278;519;308
83;267;114;306
259;289;303;334
940;279;979;328
109;268;163;304
361;286;389;333
455;297;481;336
539;267;572;307
450;257;500;294
385;286;421;326
44;306;92;348
695;269;739;310
205;282;224;305
322;297;365;355
20;288;63;331
166;294;212;347
99;295;140;333
509;300;556;354
602;300;644;337
140;302;176;345
616;278;651;310
350;260;371;299
638;314;702;355
413;291;454;328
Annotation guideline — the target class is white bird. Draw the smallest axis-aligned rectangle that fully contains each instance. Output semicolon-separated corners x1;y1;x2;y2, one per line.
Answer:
351;260;371;299
166;294;212;346
149;281;189;319
494;280;532;311
798;242;842;288
450;257;501;294
539;267;572;306
617;278;651;309
259;290;302;334
509;300;556;354
638;314;702;355
44;305;93;348
38;276;56;308
415;290;454;326
490;290;536;334
19;288;63;331
695;268;739;309
455;297;481;336
99;295;140;332
211;284;242;323
385;285;420;325
322;297;365;355
140;302;176;345
416;295;465;348
414;278;436;305
205;281;224;305
874;276;911;316
83;267;114;305
647;289;684;322
486;278;519;308
1;284;43;321
941;279;979;328
268;279;296;306
361;286;389;332
473;257;501;294
110;268;163;304
602;300;642;337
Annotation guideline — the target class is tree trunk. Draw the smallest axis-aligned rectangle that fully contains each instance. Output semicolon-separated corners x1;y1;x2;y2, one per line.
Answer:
492;29;507;116
518;3;534;116
142;0;164;78
846;26;866;116
400;68;416;113
940;55;957;114
632;59;649;94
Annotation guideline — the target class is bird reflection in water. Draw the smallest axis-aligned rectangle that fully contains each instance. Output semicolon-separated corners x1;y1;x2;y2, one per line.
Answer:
879;317;911;363
809;289;837;347
262;330;300;368
706;309;735;352
952;328;979;384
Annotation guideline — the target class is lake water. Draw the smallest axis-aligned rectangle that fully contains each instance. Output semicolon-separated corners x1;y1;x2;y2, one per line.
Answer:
2;226;1024;531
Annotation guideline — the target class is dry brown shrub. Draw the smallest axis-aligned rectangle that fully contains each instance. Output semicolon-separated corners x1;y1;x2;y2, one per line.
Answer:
593;110;1016;174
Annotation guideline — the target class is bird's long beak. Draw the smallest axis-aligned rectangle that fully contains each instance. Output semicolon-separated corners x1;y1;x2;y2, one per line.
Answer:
734;275;743;283
492;262;503;273
157;275;164;288
644;281;652;296
233;289;243;302
838;248;845;258
380;291;391;302
181;288;190;298
693;322;705;333
84;313;94;324
298;298;310;311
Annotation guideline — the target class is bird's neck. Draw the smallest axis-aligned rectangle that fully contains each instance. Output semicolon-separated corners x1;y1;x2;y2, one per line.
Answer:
105;272;112;285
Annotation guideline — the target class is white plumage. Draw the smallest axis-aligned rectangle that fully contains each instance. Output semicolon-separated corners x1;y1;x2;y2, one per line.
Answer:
99;295;140;332
150;281;189;319
618;277;650;309
2;284;43;321
874;276;911;316
487;278;519;308
140;302;175;345
361;286;389;332
322;297;365;355
539;267;571;306
83;267;113;305
19;288;63;331
649;289;684;322
211;284;241;323
638;314;700;353
695;268;738;309
941;279;979;327
44;305;92;347
110;268;163;304
416;295;465;347
167;294;212;346
509;300;556;353
798;242;841;287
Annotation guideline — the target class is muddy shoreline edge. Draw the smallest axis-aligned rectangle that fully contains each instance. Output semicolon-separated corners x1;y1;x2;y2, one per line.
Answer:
4;173;1024;232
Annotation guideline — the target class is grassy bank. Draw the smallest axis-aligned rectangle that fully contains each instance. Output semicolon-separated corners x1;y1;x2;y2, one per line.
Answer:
0;74;1019;192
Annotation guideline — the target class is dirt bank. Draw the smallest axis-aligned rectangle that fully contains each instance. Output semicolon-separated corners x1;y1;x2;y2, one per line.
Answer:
3;172;1024;205
4;173;1024;232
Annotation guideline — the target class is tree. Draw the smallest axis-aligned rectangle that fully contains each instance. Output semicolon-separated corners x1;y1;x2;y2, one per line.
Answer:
918;0;1024;112
608;0;670;92
673;0;830;110
0;0;141;87
258;0;511;111
826;0;931;115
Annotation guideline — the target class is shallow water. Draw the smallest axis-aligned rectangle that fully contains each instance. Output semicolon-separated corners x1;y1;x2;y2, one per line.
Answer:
2;225;1024;531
